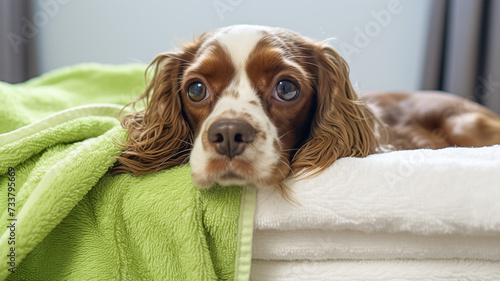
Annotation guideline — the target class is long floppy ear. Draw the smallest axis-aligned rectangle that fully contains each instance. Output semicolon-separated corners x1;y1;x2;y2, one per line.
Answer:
291;44;380;176
113;38;204;175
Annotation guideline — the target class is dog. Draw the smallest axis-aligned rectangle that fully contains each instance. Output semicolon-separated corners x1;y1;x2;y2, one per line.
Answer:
113;25;500;196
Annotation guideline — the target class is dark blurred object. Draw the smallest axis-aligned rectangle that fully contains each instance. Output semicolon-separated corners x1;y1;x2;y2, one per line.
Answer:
422;0;500;114
0;0;38;83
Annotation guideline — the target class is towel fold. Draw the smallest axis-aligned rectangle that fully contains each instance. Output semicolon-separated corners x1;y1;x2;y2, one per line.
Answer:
253;229;500;260
252;146;500;279
254;146;500;236
250;259;500;281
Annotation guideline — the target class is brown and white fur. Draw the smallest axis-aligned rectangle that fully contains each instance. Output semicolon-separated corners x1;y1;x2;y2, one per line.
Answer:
113;25;500;197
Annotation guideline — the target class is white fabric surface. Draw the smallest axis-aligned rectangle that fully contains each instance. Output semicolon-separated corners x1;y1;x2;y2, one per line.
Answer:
253;229;500;260
251;259;500;281
252;146;500;280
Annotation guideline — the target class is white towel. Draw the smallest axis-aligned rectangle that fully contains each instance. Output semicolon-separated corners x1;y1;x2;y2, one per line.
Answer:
250;259;500;281
252;146;500;279
253;229;500;260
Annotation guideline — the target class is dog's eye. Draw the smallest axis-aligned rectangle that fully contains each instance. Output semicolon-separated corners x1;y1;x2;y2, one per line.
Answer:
188;82;208;102
274;80;299;101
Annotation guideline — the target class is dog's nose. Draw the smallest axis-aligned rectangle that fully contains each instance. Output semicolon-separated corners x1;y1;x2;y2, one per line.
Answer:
207;120;255;158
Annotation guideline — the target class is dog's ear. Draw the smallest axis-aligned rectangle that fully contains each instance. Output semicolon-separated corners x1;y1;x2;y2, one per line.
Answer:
113;36;205;175
291;44;380;176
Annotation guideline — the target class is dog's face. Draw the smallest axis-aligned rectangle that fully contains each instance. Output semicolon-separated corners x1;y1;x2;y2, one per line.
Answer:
116;25;378;196
183;26;317;189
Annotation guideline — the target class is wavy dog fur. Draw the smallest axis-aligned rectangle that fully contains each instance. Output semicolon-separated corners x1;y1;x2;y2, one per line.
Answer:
113;37;206;175
291;44;380;176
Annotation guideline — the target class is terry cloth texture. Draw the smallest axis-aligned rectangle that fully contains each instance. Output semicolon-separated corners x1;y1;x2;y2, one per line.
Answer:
251;146;500;280
0;64;256;281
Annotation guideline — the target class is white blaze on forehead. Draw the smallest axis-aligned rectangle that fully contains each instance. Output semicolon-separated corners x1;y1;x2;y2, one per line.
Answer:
215;25;265;70
216;25;265;106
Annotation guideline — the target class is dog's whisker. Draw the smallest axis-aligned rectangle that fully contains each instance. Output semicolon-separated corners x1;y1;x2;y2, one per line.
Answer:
154;148;192;173
278;156;293;175
176;139;194;147
180;154;191;165
278;130;294;140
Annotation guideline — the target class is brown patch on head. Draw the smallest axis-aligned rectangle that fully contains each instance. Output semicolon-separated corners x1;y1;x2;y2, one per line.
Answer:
184;42;235;94
245;29;318;164
179;41;236;136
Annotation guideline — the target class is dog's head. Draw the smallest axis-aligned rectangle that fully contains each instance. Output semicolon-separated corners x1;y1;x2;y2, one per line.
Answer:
115;25;379;196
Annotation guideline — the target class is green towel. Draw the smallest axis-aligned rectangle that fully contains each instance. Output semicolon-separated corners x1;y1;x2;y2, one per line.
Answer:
0;64;256;281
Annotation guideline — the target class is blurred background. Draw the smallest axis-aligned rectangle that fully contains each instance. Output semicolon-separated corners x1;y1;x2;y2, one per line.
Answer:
1;0;499;113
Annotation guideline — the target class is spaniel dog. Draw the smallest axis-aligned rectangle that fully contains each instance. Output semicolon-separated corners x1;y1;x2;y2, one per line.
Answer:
114;25;500;197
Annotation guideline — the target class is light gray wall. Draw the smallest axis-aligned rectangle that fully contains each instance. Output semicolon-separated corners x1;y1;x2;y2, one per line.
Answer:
32;0;432;92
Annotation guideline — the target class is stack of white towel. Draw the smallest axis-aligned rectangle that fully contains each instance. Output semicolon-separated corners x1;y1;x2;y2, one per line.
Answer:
251;146;500;280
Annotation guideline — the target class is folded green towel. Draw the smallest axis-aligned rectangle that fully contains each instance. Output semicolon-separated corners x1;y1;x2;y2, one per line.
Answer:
0;64;256;281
